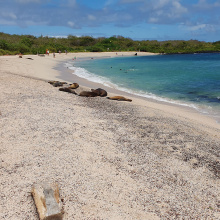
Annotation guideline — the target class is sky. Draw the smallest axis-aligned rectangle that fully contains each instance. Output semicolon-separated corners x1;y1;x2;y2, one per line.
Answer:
0;0;220;42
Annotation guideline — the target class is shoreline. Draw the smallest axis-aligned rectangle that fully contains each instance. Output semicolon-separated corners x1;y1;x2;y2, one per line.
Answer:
1;52;220;219
54;54;220;132
1;52;219;131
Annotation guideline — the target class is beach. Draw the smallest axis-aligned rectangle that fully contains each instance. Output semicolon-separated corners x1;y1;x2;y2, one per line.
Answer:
0;52;220;219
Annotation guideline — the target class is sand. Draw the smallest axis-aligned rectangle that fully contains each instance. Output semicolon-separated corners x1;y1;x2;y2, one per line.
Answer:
0;52;219;219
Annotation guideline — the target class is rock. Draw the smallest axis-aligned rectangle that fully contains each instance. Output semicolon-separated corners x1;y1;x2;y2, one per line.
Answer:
32;183;63;220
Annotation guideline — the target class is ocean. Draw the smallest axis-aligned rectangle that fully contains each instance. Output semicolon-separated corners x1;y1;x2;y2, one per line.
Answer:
65;53;220;122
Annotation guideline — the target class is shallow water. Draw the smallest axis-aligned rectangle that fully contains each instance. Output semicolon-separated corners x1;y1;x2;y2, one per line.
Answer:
66;53;220;122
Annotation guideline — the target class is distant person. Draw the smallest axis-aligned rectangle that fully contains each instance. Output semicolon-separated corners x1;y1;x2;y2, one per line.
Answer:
59;50;61;54
53;52;55;58
47;50;50;55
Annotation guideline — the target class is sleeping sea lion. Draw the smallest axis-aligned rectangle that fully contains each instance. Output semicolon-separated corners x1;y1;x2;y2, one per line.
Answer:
107;96;132;102
91;88;107;97
69;83;79;89
48;81;67;87
59;87;77;94
79;91;98;97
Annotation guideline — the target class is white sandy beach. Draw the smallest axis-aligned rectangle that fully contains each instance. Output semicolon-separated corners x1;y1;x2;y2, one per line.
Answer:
0;52;220;219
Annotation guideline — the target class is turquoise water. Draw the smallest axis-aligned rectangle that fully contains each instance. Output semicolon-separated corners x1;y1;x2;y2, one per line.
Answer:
66;53;220;121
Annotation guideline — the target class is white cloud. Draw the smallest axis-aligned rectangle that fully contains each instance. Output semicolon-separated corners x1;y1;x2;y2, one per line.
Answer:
68;21;75;27
105;0;118;6
15;0;41;3
50;35;68;38
120;0;144;3
154;0;188;15
66;0;76;7
1;12;17;19
0;0;219;42
148;17;159;23
194;0;220;9
88;15;96;21
0;19;17;25
189;24;207;31
153;0;172;9
172;1;188;14
139;0;187;19
25;20;48;26
187;24;216;32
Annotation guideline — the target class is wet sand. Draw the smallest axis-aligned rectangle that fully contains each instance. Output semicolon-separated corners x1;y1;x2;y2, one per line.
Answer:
0;53;220;219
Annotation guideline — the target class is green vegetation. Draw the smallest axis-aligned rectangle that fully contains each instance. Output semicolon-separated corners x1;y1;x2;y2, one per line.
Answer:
0;32;220;55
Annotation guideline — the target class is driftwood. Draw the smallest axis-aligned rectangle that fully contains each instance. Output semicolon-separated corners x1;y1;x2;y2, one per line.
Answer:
32;183;63;220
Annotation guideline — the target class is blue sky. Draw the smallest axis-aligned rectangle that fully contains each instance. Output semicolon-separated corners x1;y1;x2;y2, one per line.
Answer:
0;0;220;42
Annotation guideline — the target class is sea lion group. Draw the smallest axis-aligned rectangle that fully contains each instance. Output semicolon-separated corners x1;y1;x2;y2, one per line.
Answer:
48;81;132;102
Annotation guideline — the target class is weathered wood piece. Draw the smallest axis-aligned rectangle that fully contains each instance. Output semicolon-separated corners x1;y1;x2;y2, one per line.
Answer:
32;183;63;220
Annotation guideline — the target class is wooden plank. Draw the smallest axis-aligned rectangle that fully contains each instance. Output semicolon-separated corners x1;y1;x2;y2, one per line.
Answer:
32;183;63;220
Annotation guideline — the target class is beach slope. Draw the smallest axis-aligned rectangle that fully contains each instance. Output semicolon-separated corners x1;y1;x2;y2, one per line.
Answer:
0;53;219;219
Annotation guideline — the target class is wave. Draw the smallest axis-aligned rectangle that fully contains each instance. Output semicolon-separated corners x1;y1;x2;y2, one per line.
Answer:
64;61;220;123
65;63;117;88
65;61;198;108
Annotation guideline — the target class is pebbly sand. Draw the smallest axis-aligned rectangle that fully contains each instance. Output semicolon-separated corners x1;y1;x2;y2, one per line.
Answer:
0;52;220;219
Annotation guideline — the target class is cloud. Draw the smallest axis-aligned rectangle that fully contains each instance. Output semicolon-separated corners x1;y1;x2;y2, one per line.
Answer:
88;15;96;21
0;19;17;25
68;21;75;27
0;12;17;19
194;0;220;10
188;24;207;31
62;0;76;7
140;0;188;22
120;0;144;3
0;0;219;41
15;0;42;3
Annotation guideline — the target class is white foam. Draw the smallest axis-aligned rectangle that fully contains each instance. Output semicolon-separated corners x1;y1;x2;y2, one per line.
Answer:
112;85;198;109
65;62;117;88
65;62;197;108
64;61;220;123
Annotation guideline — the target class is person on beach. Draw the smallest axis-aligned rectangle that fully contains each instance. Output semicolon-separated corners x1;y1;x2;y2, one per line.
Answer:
53;52;55;58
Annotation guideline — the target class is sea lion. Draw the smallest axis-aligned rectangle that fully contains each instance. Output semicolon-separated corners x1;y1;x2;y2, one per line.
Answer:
48;81;67;87
59;87;77;94
53;82;64;87
107;96;132;102
48;80;59;85
79;91;98;97
69;83;79;89
91;88;107;97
